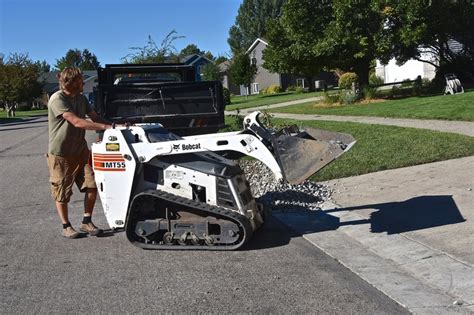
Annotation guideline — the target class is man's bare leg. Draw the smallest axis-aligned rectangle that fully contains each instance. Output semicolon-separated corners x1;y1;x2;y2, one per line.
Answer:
56;201;79;238
81;188;102;235
55;201;69;224
84;188;97;217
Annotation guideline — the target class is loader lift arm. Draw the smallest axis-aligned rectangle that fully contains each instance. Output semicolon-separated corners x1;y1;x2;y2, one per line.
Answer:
128;111;355;184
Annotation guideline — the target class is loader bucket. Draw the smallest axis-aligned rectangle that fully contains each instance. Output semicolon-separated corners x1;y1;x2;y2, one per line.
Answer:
272;128;356;184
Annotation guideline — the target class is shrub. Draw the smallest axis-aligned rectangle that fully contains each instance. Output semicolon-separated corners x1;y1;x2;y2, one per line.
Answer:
390;85;412;98
265;85;283;94
259;109;275;128
340;90;360;105
295;86;305;93
322;91;340;104
412;76;422;96
338;72;359;90
223;87;231;105
421;78;431;88
222;110;244;132
369;74;384;86
17;103;30;111
362;86;378;99
400;79;413;88
286;85;296;92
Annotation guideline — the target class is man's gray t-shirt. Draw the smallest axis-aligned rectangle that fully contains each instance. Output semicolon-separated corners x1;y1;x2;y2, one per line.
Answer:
48;91;92;156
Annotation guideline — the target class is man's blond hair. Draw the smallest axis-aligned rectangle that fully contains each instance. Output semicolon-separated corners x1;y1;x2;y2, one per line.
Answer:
57;67;82;91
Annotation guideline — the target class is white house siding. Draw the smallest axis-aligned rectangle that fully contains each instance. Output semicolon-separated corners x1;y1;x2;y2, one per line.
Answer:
249;40;280;93
376;52;438;84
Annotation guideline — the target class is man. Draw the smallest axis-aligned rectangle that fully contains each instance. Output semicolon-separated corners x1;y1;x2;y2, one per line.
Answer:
47;67;111;239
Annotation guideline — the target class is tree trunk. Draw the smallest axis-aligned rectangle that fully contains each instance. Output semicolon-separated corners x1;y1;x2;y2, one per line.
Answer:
355;63;370;87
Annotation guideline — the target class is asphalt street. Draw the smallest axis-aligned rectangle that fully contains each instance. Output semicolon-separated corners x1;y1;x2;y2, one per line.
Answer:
0;116;407;314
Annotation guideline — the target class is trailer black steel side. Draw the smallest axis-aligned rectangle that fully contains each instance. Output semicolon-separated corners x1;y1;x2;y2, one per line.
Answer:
94;63;225;136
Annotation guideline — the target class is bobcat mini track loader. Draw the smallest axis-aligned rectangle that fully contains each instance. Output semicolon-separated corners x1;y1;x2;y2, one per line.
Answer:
91;111;355;250
91;63;355;250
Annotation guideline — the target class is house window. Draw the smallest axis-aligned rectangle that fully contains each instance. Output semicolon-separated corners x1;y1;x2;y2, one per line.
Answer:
251;83;259;94
198;65;204;76
296;78;306;88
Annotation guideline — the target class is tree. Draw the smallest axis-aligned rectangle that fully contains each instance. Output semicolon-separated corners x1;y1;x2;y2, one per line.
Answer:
228;0;287;54
382;0;474;81
34;60;51;73
122;30;184;64
202;51;215;61
179;44;202;57
0;53;42;109
80;49;100;70
201;62;222;81
264;0;474;87
215;56;228;65
263;0;335;89
264;0;387;86
228;53;257;95
55;49;100;70
178;44;215;62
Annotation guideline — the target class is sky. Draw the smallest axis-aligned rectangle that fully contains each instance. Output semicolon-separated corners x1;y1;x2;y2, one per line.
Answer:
0;0;242;67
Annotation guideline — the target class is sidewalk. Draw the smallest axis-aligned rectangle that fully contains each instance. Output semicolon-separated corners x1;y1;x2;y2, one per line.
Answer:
224;96;322;115
275;157;474;313
228;101;474;137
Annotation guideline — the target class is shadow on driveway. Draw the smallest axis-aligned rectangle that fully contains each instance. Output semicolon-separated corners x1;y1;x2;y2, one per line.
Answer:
275;195;465;235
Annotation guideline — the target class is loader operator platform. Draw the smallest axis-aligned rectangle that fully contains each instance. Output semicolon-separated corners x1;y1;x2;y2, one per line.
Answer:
47;67;113;239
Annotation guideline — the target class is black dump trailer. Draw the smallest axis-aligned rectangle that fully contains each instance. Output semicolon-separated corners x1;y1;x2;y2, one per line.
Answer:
93;63;225;136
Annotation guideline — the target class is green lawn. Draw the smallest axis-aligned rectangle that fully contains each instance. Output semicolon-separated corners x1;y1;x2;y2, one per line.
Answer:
270;90;474;121
224;116;474;181
0;108;48;123
226;91;323;111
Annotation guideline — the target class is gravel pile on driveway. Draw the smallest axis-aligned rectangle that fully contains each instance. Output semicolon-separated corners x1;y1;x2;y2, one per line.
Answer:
239;160;333;212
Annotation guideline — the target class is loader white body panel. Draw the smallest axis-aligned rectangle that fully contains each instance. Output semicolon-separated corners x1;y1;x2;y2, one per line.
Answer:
91;121;281;230
92;129;137;229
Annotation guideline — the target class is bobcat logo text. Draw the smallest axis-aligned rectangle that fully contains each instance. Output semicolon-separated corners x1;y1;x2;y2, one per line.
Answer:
173;143;202;151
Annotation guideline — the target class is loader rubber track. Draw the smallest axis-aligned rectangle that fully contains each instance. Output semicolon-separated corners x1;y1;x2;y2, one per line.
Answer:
125;190;253;250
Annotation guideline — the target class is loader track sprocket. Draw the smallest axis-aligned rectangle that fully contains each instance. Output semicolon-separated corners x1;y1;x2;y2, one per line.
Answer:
125;190;253;250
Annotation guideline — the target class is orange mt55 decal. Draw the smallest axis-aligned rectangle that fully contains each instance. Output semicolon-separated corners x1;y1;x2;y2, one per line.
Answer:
93;153;126;172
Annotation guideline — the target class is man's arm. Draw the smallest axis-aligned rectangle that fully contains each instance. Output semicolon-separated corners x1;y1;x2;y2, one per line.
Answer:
63;111;111;131
87;110;112;125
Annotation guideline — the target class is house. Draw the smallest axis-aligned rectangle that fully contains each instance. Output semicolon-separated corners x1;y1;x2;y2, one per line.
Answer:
246;38;282;94
180;54;212;82
226;38;336;95
218;60;241;95
375;55;437;84
376;40;464;84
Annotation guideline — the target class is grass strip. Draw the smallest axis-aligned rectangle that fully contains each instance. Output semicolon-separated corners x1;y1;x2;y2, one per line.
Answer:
224;116;474;181
0;109;48;122
270;91;474;121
